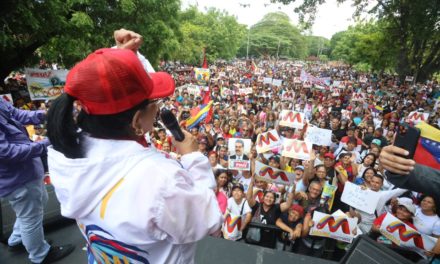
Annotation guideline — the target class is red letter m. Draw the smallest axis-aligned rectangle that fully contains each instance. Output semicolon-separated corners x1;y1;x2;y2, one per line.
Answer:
410;112;425;121
258;132;278;147
283;112;302;123
284;140;309;154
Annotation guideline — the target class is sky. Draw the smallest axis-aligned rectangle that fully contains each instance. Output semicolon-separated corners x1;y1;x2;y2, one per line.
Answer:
181;0;357;39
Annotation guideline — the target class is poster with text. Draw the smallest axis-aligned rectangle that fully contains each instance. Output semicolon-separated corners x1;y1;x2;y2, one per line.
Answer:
279;110;305;129
281;139;312;160
25;68;67;100
255;161;295;185
341;182;381;214
305;126;332;146
228;138;252;171
379;213;437;255
194;68;210;86
407;111;429;125
222;212;242;241
310;211;357;243
256;129;282;153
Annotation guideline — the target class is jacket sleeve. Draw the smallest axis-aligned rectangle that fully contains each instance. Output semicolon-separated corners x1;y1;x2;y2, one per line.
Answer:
5;102;45;125
385;165;440;198
155;152;222;244
0;128;48;163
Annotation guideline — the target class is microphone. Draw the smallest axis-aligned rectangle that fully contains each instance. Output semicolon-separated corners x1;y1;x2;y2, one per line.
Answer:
160;110;185;142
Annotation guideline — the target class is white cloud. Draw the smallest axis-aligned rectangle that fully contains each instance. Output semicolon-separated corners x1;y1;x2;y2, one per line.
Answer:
181;0;356;39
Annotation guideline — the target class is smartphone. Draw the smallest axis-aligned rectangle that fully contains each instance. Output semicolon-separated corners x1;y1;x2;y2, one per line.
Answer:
393;124;420;159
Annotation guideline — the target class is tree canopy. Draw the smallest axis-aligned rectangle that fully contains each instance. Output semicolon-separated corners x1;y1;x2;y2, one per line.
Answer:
238;12;307;59
172;7;247;65
273;0;440;81
0;0;180;80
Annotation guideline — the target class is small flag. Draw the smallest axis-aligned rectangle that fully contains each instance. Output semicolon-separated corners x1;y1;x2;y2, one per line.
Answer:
186;101;213;129
202;48;208;69
414;122;440;170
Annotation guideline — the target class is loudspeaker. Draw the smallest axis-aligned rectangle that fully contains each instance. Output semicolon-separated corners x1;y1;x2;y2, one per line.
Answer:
340;235;413;264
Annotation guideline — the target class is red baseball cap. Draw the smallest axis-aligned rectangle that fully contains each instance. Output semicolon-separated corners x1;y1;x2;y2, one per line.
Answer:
65;48;175;115
324;152;335;160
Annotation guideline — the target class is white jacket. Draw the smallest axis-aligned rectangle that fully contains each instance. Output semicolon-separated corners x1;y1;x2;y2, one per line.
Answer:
48;136;222;264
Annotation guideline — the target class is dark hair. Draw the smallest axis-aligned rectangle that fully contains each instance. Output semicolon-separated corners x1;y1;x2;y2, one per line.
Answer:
372;173;384;182
215;169;231;179
362;153;377;165
362;168;377;180
47;93;150;159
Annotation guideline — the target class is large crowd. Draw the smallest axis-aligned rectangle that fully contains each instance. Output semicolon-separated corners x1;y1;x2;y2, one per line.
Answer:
152;60;439;262
3;54;440;263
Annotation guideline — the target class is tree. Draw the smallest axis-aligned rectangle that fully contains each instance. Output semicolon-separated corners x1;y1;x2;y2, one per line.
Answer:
305;35;330;57
273;0;440;82
172;7;246;64
0;0;180;80
330;21;397;74
239;12;307;59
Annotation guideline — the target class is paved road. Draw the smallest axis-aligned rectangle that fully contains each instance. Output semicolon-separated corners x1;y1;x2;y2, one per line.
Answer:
0;219;86;264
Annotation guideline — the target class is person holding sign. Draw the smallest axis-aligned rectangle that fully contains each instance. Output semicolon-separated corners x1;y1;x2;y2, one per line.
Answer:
370;199;423;262
245;175;295;249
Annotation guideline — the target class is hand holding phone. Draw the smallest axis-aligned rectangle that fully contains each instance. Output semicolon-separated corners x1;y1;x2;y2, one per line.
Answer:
393;124;420;159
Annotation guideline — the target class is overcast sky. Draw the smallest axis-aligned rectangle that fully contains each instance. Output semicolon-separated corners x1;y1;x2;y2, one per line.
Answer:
182;0;357;39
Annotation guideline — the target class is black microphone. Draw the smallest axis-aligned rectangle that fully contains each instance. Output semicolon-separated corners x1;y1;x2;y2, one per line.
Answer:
160;110;185;142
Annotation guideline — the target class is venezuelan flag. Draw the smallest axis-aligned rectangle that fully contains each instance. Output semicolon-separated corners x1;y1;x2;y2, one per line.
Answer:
414;122;440;170
186;101;213;129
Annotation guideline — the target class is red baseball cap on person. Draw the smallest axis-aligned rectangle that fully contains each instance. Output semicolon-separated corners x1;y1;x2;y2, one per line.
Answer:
65;48;175;115
290;204;304;218
324;152;335;160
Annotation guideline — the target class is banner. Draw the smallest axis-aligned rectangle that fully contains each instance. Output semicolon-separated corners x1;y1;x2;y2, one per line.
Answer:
194;68;210;86
281;139;312;160
352;92;366;102
303;81;312;88
187;85;204;97
256;129;282;153
332;88;341;97
281;91;295;101
405;76;414;82
279;110;305;129
407;111;429;124
263;77;273;84
379;213;437;254
255;161;295;185
305;126;332;146
228;138;251;171
272;79;283;86
310;211;357;243
25;68;67;100
1;93;13;104
222;212;242;241
238;88;253;95
341;182;381;214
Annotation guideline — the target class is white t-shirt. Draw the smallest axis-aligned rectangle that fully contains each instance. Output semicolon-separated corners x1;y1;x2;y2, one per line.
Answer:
227;197;252;217
238;177;252;193
224;198;252;241
414;207;440;236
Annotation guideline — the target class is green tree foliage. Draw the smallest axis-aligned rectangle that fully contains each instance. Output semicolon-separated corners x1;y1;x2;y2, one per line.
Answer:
330;21;397;73
305;35;330;57
172;6;246;65
273;0;440;82
0;0;180;80
239;12;307;59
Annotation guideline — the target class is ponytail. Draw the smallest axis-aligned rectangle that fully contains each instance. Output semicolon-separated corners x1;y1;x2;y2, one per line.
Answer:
47;93;83;158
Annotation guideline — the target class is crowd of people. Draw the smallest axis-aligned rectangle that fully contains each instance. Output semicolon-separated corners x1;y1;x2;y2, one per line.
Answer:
152;58;440;262
1;28;439;263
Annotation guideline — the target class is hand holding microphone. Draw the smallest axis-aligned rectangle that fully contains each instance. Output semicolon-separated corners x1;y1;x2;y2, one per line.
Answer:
160;110;198;155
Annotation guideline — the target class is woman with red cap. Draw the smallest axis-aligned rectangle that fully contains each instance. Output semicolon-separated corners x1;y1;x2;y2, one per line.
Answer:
46;30;222;264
